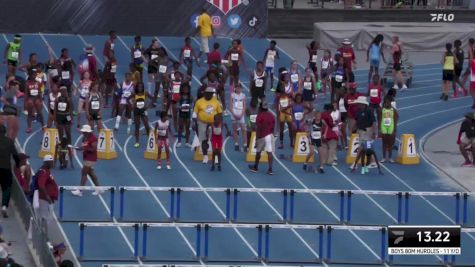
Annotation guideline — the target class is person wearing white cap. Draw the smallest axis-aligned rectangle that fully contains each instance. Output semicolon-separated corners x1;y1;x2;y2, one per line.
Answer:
354;96;374;142
71;125;103;196
337;39;356;72
36;154;58;235
192;87;223;164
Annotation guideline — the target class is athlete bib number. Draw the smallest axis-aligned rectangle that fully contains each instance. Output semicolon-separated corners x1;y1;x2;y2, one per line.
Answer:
11;51;19;60
61;71;70;80
279;98;289;108
151;54;158;60
159;65;167;74
30;89;39;96
49;69;58;77
49;101;55;110
250;114;257;123
172;84;180;94
255;79;264;88
311;131;321;139
322;60;329;70
157;129;167;137
58;102;67;112
136;101;145;109
181;104;190;112
111;64;117;73
294;112;303;121
80;88;89;98
311;55;318;63
122;91;131;98
370;89;378;98
134;50;142;59
184;49;191;58
291;74;299;83
35;77;43;83
383;118;392;127
91;100;100;110
231;53;239;61
304;82;312;90
234;101;243;110
335;75;343;82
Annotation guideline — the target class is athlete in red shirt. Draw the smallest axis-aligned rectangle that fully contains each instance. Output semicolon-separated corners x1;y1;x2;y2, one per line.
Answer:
71;125;102;197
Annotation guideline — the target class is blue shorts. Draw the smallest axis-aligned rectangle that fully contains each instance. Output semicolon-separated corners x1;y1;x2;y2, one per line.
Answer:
370;59;380;68
265;67;274;74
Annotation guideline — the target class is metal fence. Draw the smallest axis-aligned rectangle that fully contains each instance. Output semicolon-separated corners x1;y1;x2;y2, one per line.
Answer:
11;170;57;267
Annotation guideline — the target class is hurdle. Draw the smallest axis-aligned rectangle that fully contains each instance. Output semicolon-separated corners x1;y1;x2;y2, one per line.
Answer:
78;222;139;261
119;187;345;224
59;186;116;221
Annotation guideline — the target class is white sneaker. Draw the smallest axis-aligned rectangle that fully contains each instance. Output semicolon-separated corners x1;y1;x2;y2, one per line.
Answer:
127;127;131;135
202;155;209;164
156;165;162;170
392;84;399;90
401;84;408;90
23;110;28;115
176;142;182;148
166;164;171;170
368;162;378;169
185;143;192;148
92;189;105;196
71;190;83;197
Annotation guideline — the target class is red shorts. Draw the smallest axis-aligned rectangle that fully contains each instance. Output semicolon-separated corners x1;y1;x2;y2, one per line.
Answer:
157;138;169;148
211;135;223;150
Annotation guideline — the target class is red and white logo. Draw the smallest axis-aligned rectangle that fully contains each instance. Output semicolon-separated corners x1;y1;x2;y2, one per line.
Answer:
208;0;245;14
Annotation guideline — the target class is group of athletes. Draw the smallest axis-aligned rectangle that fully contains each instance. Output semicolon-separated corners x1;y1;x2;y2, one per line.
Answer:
1;31;475;174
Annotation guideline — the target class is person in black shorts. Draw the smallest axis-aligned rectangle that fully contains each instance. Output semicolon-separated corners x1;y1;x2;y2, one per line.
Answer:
441;43;457;101
453;40;467;97
132;82;151;148
304;111;326;174
55;86;73;145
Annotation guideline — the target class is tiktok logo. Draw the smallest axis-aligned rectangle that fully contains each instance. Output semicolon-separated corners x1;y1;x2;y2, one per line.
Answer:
248;15;260;28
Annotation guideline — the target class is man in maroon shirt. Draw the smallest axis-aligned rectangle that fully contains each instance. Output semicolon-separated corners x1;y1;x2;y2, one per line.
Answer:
322;104;339;166
337;39;356;71
71;125;103;197
103;30;116;62
249;101;275;175
345;83;363;133
36;154;58;234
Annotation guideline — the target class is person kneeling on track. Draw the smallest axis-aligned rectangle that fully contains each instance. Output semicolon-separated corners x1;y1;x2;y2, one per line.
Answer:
351;140;383;175
304;110;327;174
249;101;275;175
457;112;475;167
54;136;74;170
192;87;223;164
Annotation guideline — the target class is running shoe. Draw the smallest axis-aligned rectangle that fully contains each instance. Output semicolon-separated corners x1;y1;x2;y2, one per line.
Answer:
303;164;307;171
444;94;449;101
462;161;472;167
234;144;240;151
401;84;408;91
389;159;396;163
270;88;276;92
92;189;105;196
166;164;171;170
210;164;215;171
248;165;258;173
217;165;222;171
392;84;399;90
202;155;209;164
176;142;182;148
440;93;445;99
134;143;140;148
71;190;83;197
368;162;378;168
185;143;192;148
332;161;338;166
1;206;8;218
380;159;386;163
319;167;325;174
156;165;162;170
267;169;273;175
127;127;131;135
23;110;28;116
361;167;365;175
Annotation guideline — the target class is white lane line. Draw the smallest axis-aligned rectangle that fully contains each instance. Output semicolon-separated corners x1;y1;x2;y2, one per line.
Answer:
398;96;471;111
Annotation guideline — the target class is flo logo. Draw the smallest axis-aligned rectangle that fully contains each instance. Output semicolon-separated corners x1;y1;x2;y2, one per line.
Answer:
430;13;454;22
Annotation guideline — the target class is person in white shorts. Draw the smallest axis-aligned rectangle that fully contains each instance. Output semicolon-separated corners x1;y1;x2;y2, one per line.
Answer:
249;101;276;175
230;83;247;152
197;8;214;62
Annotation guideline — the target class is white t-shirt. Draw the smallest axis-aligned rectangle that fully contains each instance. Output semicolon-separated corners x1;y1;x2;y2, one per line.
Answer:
231;92;246;116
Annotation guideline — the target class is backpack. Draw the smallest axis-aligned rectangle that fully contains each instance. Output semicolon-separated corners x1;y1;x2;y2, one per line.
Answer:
27;169;44;203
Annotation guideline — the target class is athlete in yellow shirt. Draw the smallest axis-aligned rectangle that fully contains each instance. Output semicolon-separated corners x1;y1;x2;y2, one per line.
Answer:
197;8;214;61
